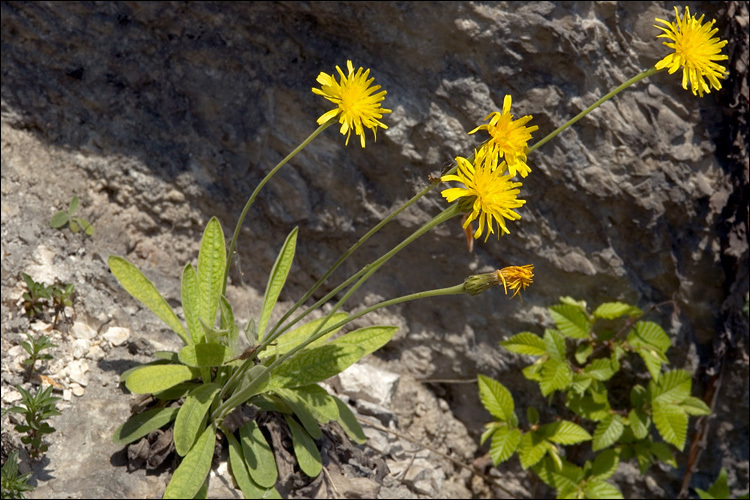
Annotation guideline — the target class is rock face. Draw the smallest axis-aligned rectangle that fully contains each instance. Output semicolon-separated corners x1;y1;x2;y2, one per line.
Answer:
1;1;747;498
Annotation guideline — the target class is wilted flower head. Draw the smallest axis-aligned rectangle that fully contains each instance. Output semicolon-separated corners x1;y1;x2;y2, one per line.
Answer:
654;6;729;97
464;265;534;298
441;151;525;241
469;95;538;178
312;60;392;147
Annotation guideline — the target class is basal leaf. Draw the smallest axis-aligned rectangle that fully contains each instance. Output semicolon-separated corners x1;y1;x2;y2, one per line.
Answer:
258;227;298;341
197;217;226;334
500;332;547;356
125;364;200;394
332;395;366;444
182;264;203;343
477;374;515;422
163;425;216;499
268;344;366;391
174;383;220;456
275;389;323;440
226;431;279;499
108;256;191;345
652;401;688;450
178;343;228;367
240;420;278;488
287;384;340;424
332;325;398;357
285;415;322;478
489;426;521;465
549;304;590;339
264;313;349;358
592;414;624;451
112;407;179;445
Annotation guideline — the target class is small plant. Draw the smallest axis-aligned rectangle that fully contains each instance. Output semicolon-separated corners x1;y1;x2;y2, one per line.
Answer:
478;297;712;498
1;450;35;499
20;333;57;379
6;385;61;459
50;195;94;236
20;273;51;320
49;282;75;326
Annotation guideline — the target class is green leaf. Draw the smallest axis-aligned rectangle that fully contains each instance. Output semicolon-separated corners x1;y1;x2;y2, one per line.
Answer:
649;441;677;468
477;375;514;422
681;396;711;416
50;211;69;228
575;343;593;364
275;389;323;440
218;296;239;357
630;384;648;408
332;395;366;444
590;449;620;481
163;425;216;499
543;329;567;361
287;384;340;424
267;344;366;391
69;196;79;214
178;343;228;368
571;373;593;394
265;313;349;358
331;325;398;357
108;256;191;345
522;361;544;382
630;321;671;353
592;414;624;451
125;364;200;394
258;227;298;341
651;369;692;404
499;332;547;356
637;346;668;380
488;426;521;465
584;480;624;499
225;431;279;499
593;302;641;320
285;415;322;478
549;304;590;339
696;468;730;500
543;420;592;445
518;431;550;469
173;384;220;456
628;408;650;440
652;401;688;450
112;407;180;445
155;382;201;401
526;406;539;426
240;420;278;488
539;358;573;396
566;388;611;421
584;358;616;381
197;217;226;333
182;264;203;343
74;217;94;236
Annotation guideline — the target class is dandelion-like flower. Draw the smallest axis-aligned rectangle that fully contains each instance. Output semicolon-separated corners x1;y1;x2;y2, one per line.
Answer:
497;265;534;299
469;95;539;178
654;6;729;97
312;60;392;147
441;152;526;241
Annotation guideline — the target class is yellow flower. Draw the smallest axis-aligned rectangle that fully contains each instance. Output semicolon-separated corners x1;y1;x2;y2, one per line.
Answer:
312;60;392;147
441;152;526;241
654;6;729;97
469;95;538;178
497;265;534;299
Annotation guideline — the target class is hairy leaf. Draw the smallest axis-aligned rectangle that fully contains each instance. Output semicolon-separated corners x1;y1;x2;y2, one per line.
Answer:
332;395;366;444
112;407;179;445
182;264;203;343
285;416;322;477
197;217;226;334
265;313;348;358
178;343;228;368
240;420;278;488
163;425;216;499
258;227;298;341
174;383;220;456
125;364;200;394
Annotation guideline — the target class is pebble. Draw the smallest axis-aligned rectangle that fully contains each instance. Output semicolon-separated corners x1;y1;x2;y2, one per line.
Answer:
2;388;22;404
66;359;90;386
86;344;106;361
70;383;85;397
103;326;130;346
71;321;97;340
62;389;72;401
72;339;91;359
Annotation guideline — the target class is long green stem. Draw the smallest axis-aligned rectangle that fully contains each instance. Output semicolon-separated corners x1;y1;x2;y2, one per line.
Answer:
528;67;661;155
222;120;333;295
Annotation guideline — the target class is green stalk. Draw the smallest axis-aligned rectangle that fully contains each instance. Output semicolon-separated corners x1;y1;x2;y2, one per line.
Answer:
222;120;334;295
528;67;661;155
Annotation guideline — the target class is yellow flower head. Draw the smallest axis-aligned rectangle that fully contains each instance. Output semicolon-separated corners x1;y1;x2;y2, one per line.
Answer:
654;6;729;97
441;152;526;241
497;265;534;299
312;60;392;147
469;95;539;178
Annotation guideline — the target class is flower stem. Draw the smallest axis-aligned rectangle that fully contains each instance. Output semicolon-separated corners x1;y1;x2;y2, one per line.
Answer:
222;120;334;295
528;67;661;155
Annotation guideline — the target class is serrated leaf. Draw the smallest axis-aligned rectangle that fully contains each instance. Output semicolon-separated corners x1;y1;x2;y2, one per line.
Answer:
173;383;220;456
109;256;191;345
566;390;610;421
539;358;573;396
523;361;544;382
575;343;593;364
163;425;216;499
526;406;539;426
182;264;203;343
653;401;688;450
518;431;549;469
264;313;348;358
543;420;592;445
477;374;514;422
178;343;228;367
637;346;668;380
543;329;567;361
50;211;69;228
285;415;322;477
681;396;711;416
332;395;366;444
584;480;624;499
631;321;671;353
649;441;677;467
125;364;200;394
651;369;692;404
240;420;278;488
489;426;521;465
696;468;730;499
593;302;641;320
500;332;547;356
592;414;624;451
628;408;650;439
590;448;620;481
258;227;298;341
630;384;648;408
112;407;179;445
549;304;590;339
584;358;616;381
